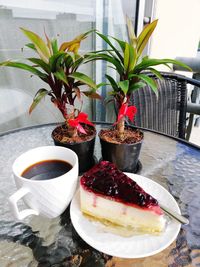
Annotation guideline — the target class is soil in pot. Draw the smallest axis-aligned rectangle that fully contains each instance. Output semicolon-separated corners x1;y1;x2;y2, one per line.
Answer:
99;127;143;173
99;127;143;144
52;124;96;174
52;124;96;144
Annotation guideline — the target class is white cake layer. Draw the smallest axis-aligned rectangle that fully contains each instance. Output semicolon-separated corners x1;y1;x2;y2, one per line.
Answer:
80;187;165;233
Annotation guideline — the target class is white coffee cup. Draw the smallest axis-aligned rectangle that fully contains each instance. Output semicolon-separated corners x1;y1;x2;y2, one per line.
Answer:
9;146;78;220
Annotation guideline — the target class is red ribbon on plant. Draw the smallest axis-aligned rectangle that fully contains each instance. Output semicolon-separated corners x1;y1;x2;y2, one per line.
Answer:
117;103;137;123
68;112;94;134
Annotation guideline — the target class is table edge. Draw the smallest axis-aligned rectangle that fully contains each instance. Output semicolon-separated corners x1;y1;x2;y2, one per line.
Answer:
0;121;199;150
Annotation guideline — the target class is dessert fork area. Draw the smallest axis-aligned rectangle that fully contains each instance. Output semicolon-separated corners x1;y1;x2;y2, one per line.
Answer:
0;122;199;266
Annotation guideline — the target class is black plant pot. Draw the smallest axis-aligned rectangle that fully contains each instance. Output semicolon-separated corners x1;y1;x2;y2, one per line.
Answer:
52;125;96;174
99;130;143;173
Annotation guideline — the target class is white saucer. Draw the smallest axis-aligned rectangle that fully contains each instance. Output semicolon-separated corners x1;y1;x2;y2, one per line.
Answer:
70;173;181;258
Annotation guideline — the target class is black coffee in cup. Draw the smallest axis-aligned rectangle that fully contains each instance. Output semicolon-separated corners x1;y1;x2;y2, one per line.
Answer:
21;159;72;180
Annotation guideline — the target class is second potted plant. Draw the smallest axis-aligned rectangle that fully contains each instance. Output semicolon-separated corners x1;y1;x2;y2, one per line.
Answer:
88;18;191;172
0;28;100;173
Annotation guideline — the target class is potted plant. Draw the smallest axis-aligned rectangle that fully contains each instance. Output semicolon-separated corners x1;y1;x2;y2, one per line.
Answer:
87;18;191;172
0;28;101;173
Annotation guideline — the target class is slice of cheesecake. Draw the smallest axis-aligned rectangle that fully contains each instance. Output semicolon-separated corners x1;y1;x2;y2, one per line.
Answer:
80;161;165;234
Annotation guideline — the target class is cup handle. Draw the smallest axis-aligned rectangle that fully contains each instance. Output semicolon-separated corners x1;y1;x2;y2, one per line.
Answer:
9;187;39;220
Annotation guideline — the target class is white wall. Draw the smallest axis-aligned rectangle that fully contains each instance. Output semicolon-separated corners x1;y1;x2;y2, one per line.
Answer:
150;0;200;63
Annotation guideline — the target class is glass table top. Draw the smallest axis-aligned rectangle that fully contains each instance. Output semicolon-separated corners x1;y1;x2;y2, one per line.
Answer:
0;123;200;266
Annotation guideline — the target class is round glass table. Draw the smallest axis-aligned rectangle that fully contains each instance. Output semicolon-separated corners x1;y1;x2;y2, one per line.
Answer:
0;122;200;267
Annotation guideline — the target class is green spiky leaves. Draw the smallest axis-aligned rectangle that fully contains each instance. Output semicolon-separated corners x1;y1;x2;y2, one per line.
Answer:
0;29;99;117
93;18;191;100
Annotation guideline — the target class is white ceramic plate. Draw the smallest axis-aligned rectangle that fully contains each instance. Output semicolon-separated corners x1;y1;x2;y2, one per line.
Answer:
70;173;181;258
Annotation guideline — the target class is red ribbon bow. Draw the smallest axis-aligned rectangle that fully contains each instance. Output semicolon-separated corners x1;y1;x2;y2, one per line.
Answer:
68;112;94;134
117;103;137;123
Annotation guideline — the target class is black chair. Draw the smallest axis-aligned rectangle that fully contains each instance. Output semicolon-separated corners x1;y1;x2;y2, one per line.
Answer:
129;72;200;140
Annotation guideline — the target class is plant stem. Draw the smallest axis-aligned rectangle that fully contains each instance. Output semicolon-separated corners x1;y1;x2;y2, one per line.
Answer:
66;112;78;138
117;117;125;140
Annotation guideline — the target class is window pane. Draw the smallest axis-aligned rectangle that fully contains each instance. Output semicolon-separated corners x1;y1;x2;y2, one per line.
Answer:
0;0;137;132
